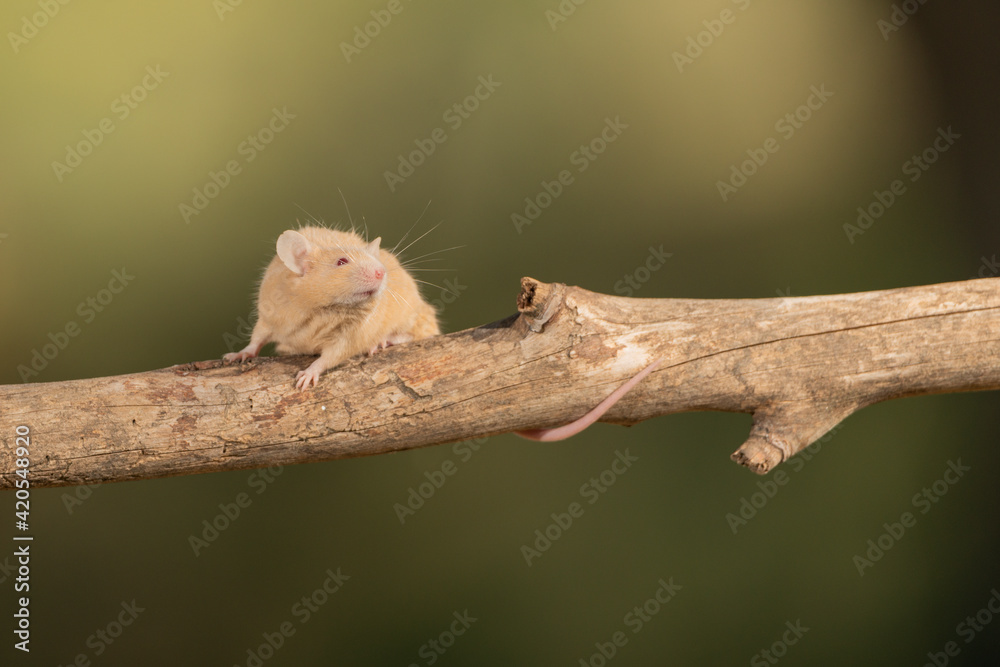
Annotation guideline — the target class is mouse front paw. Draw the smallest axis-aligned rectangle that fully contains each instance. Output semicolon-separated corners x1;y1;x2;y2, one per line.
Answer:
295;370;318;390
224;350;255;363
295;363;327;389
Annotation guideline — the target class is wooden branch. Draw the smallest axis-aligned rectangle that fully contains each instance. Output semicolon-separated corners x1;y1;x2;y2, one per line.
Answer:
3;277;999;489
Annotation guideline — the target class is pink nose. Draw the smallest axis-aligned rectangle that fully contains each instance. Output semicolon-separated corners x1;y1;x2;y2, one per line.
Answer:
373;268;385;280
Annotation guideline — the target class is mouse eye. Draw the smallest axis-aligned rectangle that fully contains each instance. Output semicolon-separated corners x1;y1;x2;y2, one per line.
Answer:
336;257;349;266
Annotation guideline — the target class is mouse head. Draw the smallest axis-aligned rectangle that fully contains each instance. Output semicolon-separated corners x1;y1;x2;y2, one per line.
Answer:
276;228;387;305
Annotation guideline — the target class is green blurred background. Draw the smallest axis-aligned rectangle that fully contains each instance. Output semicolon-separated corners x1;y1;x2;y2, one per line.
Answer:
2;0;999;664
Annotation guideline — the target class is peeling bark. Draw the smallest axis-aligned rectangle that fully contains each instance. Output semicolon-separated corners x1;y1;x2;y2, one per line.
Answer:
2;276;999;488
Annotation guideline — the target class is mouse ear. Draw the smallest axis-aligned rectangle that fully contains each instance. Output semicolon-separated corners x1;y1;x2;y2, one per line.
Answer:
366;237;381;255
276;230;313;276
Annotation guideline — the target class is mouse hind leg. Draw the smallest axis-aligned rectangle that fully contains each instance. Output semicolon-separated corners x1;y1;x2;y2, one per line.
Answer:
367;330;417;356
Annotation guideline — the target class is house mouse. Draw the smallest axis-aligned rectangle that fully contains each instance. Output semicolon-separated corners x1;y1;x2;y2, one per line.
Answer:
225;223;655;438
224;225;440;389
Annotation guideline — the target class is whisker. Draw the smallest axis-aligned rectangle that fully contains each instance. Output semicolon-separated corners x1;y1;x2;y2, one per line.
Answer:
400;261;447;269
294;203;326;228
336;188;356;233
387;287;414;312
399;245;465;266
395;221;443;260
391;200;433;255
412;277;458;297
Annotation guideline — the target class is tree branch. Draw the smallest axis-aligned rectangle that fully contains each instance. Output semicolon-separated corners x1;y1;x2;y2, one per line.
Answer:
3;277;999;488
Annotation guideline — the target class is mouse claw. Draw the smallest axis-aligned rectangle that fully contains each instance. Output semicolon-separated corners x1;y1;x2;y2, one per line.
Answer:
295;369;320;390
367;340;393;356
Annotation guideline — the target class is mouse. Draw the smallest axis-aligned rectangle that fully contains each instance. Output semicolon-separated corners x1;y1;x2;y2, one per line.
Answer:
224;225;440;389
225;225;654;436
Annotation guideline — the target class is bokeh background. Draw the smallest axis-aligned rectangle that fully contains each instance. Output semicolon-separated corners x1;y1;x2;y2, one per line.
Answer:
2;0;999;664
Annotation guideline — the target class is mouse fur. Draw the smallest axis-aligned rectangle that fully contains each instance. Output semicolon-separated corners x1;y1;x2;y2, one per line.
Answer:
224;225;439;389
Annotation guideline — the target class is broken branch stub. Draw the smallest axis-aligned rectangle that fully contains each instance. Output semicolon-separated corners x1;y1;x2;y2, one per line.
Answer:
1;276;998;489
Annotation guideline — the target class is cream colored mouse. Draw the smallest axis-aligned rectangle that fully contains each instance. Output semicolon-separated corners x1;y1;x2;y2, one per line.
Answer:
224;225;440;389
